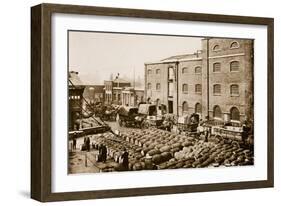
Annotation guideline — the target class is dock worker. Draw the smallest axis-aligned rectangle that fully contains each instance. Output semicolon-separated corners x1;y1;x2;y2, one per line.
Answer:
73;137;76;150
102;144;107;163
86;136;91;152
204;127;210;142
121;148;129;171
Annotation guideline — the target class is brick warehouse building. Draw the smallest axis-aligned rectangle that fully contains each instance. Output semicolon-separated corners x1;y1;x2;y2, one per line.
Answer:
144;38;254;123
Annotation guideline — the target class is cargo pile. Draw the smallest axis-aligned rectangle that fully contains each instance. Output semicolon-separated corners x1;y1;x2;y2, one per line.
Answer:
89;128;254;171
81;118;102;128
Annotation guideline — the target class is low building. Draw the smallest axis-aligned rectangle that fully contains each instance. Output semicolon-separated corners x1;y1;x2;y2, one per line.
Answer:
83;85;105;104
68;71;85;131
104;78;131;105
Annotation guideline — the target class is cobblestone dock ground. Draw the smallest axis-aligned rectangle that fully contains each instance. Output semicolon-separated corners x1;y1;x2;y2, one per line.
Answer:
68;120;254;174
69;150;121;174
68;120;129;174
69;148;121;174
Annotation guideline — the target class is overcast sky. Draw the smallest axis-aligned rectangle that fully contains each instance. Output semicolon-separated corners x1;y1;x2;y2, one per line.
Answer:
69;31;202;85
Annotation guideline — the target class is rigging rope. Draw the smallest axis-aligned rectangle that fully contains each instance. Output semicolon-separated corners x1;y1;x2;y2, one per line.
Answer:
68;79;117;136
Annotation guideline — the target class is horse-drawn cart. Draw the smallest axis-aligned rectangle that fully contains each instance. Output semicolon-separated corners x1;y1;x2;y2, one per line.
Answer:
177;113;200;136
117;106;139;127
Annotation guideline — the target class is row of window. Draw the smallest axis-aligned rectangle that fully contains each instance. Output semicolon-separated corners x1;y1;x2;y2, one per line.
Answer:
147;83;160;90
148;66;202;76
183;61;239;74
182;102;202;113
213;106;240;120
148;61;239;76
182;84;202;93
182;84;239;95
147;68;161;75
147;83;239;95
213;61;240;72
213;41;240;51
182;66;202;74
105;85;112;90
182;103;240;121
213;84;239;95
147;83;202;93
69;95;81;100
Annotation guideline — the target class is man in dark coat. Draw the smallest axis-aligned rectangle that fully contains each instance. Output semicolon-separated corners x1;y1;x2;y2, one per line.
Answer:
86;137;91;151
73;138;77;150
121;148;129;171
102;145;107;163
204;127;210;142
98;144;103;162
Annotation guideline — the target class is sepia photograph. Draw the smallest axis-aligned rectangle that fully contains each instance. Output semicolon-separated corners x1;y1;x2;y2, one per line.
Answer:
68;31;254;174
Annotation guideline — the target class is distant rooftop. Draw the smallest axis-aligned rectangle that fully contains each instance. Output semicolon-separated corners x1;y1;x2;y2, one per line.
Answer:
113;78;130;84
161;51;202;62
145;50;202;65
69;71;84;86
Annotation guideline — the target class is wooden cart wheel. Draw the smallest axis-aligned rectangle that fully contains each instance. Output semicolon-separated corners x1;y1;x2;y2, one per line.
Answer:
232;140;240;148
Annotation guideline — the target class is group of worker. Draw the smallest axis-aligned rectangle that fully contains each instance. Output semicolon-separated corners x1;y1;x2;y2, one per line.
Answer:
96;143;129;171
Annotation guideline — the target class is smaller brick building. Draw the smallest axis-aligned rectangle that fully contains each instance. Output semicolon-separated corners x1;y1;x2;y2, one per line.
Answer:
104;78;131;105
83;85;105;104
68;71;85;131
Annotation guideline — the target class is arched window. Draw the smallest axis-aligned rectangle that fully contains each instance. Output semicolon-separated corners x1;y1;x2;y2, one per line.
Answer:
182;102;188;112
230;84;239;95
230;61;239;72
195;66;202;74
213;84;221;94
230;41;239;49
182;84;188;93
195;84;202;93
147;83;152;89
156;69;160;74
182;67;188;74
230;107;240;121
156;83;161;90
147;69;152;75
213;62;221;72
195;103;202;114
213;44;220;51
213;105;222;118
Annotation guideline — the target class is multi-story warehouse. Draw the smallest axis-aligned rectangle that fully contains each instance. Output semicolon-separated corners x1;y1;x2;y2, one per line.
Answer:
145;38;254;123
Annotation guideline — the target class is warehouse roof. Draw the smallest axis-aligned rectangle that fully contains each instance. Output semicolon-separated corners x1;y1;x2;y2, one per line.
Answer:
145;51;202;65
161;52;202;61
113;78;130;84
